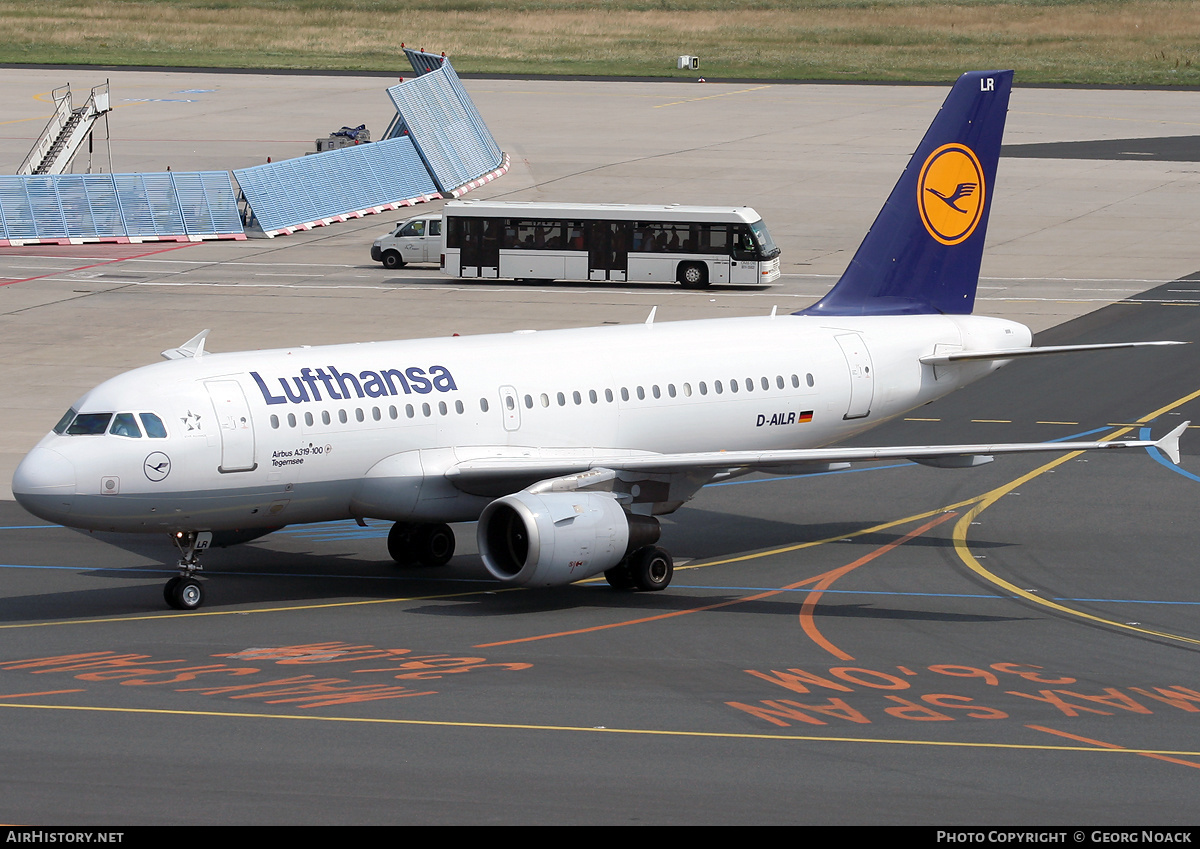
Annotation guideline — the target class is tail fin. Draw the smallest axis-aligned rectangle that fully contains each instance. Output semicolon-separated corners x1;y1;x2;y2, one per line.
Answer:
801;70;1013;317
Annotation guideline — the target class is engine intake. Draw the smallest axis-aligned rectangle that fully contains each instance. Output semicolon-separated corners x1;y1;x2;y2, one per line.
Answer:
477;491;659;587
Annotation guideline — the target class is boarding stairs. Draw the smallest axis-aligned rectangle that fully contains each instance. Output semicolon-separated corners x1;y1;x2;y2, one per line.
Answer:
17;82;112;176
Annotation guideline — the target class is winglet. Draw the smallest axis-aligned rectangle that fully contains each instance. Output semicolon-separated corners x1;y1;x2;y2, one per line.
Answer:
1155;421;1188;466
161;329;210;360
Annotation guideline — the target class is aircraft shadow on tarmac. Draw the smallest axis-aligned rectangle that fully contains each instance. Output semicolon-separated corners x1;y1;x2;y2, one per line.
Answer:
0;503;1018;624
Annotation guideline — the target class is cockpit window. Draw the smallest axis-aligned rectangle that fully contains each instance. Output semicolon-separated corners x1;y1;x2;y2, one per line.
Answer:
53;408;77;435
110;413;142;438
140;413;167;438
65;413;113;435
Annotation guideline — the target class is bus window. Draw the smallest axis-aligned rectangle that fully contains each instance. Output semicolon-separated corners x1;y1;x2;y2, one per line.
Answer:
749;220;780;259
732;225;759;261
506;220;563;250
700;224;727;252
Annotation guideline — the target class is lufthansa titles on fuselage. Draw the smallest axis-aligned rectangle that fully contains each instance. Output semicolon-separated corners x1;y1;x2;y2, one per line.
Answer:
251;364;458;406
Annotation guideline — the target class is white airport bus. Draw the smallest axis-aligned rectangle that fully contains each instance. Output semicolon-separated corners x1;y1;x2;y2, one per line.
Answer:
439;200;781;287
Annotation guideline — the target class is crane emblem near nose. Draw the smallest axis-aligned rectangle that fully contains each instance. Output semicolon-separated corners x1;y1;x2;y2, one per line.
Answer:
144;452;172;482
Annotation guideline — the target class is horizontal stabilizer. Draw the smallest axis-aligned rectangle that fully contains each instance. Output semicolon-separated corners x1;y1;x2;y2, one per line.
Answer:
920;340;1186;366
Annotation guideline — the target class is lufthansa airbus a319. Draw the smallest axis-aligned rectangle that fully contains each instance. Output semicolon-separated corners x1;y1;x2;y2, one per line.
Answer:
12;71;1187;610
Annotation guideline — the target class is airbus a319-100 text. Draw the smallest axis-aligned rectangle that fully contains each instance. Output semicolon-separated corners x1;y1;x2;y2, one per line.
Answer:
12;71;1186;610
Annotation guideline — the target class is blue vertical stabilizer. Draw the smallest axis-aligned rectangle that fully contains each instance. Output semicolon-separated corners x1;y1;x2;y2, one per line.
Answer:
800;70;1013;316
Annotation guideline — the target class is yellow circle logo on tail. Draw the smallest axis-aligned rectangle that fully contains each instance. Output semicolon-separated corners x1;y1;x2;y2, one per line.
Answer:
917;143;985;245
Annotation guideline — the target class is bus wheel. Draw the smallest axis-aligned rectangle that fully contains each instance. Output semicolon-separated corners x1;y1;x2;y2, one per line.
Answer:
382;251;405;269
678;262;709;289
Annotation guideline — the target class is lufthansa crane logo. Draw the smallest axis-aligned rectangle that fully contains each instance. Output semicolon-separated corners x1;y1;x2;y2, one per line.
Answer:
917;143;985;245
144;452;171;482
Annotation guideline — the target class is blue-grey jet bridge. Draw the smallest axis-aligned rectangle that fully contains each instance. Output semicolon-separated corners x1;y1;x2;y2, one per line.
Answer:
0;51;507;246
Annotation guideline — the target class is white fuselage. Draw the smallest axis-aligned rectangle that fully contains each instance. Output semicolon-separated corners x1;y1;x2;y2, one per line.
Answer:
13;312;1030;534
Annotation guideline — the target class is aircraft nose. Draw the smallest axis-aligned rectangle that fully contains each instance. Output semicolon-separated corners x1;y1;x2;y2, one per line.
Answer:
12;447;76;522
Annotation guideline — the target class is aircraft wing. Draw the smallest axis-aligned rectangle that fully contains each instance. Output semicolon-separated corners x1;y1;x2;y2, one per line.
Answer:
445;422;1187;495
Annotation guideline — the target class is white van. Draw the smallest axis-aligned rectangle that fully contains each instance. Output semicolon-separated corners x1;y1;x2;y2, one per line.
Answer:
370;214;442;268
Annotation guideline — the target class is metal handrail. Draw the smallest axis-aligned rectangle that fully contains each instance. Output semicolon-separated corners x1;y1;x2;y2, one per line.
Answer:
17;85;74;175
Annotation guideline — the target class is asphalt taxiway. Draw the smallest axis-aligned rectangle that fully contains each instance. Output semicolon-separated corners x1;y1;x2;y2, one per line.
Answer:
1;69;1199;825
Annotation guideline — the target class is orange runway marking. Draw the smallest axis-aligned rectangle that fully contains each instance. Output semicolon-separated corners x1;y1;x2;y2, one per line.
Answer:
475;590;796;648
798;512;958;661
0;690;87;698
476;512;956;650
1028;725;1200;769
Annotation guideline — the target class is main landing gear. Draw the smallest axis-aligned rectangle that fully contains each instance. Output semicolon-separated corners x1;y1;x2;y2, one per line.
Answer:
388;522;456;567
603;545;674;592
165;530;212;610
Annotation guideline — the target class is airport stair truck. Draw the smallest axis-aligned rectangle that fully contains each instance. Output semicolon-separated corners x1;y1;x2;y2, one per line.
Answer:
17;82;112;177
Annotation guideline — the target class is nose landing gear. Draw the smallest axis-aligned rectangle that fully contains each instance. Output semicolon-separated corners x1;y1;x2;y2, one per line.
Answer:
165;530;211;610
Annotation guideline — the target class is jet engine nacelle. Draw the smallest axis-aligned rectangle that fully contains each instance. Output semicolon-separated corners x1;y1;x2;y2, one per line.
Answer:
477;490;660;587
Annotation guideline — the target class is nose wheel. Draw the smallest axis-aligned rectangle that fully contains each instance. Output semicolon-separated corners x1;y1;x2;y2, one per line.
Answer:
164;530;212;610
164;576;205;610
